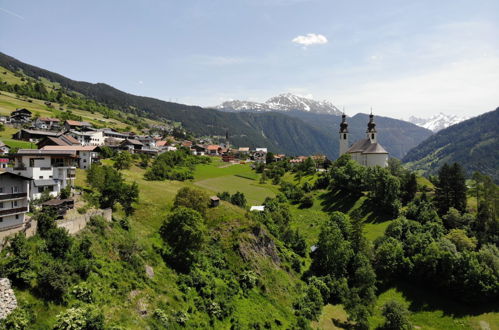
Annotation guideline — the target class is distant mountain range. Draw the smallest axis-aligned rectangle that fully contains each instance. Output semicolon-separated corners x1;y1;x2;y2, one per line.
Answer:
0;52;431;159
216;93;342;115
409;113;469;132
403;108;499;182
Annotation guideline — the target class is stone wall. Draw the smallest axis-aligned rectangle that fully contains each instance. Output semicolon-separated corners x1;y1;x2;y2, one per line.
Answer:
57;208;112;235
0;278;17;320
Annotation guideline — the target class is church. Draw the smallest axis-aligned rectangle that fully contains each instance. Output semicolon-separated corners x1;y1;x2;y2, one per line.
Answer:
339;112;389;167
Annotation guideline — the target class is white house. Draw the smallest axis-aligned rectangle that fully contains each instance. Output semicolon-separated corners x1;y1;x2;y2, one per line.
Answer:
41;145;100;170
339;113;389;168
68;130;105;146
8;149;77;200
0;171;31;233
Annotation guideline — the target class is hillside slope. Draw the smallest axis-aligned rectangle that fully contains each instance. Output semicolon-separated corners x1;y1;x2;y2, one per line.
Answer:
403;108;499;181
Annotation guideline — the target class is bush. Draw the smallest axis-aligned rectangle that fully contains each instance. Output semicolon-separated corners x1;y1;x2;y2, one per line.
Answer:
45;227;73;259
380;300;411;330
36;260;72;303
230;192;247;208
159;207;207;272
173;187;209;216
53;305;104;330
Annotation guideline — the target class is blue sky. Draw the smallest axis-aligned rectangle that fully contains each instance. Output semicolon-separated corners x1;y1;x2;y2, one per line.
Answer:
1;0;498;118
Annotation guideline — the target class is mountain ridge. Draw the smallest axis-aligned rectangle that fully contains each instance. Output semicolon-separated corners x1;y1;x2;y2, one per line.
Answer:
409;113;469;132
216;93;342;115
403;108;499;182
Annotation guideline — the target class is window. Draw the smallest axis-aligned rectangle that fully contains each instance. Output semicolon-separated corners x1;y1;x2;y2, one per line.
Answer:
371;133;375;139
343;134;347;139
0;217;3;222
15;215;19;220
12;186;19;193
0;187;3;193
0;202;3;209
39;176;43;179
12;201;18;207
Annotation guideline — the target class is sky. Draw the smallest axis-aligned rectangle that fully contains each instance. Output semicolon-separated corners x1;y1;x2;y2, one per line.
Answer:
1;0;498;119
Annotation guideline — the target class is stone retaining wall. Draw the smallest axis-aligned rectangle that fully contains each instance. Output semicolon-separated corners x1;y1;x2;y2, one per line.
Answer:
57;208;112;235
0;278;17;319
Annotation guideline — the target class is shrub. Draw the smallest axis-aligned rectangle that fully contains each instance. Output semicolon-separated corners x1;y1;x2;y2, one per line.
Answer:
380;300;411;330
53;305;104;330
173;187;209;216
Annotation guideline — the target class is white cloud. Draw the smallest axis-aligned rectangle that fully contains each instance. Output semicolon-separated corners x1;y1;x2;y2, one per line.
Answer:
292;33;328;47
138;80;144;85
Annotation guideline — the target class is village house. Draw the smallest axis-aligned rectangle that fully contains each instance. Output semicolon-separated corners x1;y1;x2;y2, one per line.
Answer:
10;108;32;123
68;129;105;146
34;117;60;130
8;149;77;200
0;171;32;233
192;144;207;155
339;113;389;167
63;120;93;131
206;145;221;155
41;146;100;170
0;141;9;155
36;134;81;149
120;139;143;153
13;128;61;142
0;142;10;169
102;129;131;142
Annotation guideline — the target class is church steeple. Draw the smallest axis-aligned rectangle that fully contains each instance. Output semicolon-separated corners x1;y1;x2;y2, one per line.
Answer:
339;109;349;156
366;108;377;143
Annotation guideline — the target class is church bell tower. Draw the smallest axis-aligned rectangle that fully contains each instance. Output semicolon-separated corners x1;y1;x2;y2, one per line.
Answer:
339;112;349;156
367;109;377;143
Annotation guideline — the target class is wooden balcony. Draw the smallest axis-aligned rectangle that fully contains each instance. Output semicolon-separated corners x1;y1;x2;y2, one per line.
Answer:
0;192;27;201
0;207;28;216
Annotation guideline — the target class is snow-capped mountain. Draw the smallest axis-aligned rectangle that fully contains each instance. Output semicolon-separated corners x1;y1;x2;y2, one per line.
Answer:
216;93;342;115
409;113;469;132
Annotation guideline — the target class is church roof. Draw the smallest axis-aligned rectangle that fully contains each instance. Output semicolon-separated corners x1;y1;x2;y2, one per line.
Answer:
347;139;388;154
347;139;371;153
362;143;388;154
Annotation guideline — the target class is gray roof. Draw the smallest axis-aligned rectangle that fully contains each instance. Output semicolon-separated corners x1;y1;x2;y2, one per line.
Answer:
362;143;388;154
347;139;371;153
16;149;76;156
21;129;60;136
33;179;57;187
347;138;388;154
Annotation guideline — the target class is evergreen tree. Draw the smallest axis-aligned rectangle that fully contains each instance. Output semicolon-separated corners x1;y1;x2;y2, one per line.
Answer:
435;163;467;215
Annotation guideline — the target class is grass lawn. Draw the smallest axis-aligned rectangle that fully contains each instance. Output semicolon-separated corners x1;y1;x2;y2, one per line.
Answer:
371;286;499;330
193;160;275;205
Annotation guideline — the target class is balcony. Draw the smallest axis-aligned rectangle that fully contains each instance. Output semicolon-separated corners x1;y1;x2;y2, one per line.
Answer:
0;207;28;216
0;192;27;201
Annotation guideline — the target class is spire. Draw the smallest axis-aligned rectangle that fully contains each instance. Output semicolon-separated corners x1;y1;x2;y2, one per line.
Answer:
367;109;376;133
340;108;348;133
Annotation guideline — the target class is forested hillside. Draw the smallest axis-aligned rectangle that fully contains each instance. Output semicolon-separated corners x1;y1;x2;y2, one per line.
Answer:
403;108;499;182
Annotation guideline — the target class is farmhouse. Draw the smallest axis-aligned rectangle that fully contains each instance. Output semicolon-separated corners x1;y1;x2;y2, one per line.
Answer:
10;108;32;123
36;135;81;149
13;129;60;142
339;113;388;168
